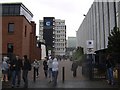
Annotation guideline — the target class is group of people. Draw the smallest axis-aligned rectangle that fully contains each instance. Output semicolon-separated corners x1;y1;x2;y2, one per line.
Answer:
43;56;59;86
1;55;31;88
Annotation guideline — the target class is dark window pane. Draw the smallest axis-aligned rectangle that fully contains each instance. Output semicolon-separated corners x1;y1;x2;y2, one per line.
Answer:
14;5;20;14
8;23;14;33
7;43;13;53
9;5;14;14
3;6;9;15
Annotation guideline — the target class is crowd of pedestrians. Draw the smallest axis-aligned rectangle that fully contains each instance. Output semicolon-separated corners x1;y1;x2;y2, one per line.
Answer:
1;55;31;88
1;54;59;88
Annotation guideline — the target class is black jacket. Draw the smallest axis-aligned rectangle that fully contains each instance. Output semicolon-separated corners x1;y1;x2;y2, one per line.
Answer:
10;59;22;71
22;59;31;71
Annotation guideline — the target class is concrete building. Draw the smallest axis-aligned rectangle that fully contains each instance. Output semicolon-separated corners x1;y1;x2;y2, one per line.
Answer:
39;17;66;56
1;3;41;61
76;1;119;54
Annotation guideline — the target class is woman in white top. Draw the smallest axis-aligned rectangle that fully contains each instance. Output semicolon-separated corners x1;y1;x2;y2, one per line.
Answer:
52;57;59;86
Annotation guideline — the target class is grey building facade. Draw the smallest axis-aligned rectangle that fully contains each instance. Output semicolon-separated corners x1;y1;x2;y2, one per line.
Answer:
76;1;120;54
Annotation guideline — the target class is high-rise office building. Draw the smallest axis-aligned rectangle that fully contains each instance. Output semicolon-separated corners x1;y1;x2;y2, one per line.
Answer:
39;17;66;56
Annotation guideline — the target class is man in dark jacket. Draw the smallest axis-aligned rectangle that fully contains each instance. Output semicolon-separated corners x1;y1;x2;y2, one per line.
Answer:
71;61;78;77
106;54;115;85
22;55;31;88
43;57;48;78
10;55;22;88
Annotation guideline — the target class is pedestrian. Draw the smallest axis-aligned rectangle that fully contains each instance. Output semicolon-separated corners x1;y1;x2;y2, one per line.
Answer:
71;61;78;77
1;56;9;82
106;54;115;85
10;55;22;88
33;59;40;78
52;57;59;86
22;55;31;88
47;57;53;82
43;57;48;78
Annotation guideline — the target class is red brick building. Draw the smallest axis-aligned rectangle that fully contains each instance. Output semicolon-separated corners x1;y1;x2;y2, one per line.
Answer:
1;3;41;61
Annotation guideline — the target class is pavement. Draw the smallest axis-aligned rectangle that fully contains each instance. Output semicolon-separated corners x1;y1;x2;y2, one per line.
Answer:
1;59;120;89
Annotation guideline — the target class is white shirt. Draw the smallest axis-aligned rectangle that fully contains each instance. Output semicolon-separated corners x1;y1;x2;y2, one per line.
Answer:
47;59;53;68
52;58;59;71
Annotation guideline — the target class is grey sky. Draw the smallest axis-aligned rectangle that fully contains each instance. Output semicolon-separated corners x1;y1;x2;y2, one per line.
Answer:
1;0;94;38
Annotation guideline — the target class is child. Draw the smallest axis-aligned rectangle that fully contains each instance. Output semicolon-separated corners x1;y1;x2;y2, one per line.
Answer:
1;56;9;82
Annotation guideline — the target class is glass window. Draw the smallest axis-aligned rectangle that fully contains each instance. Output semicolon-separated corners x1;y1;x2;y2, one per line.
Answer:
9;5;14;14
8;23;14;33
25;26;27;37
7;43;13;53
14;5;20;14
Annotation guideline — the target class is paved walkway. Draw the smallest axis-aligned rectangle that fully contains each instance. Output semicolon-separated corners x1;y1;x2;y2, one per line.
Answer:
2;59;119;89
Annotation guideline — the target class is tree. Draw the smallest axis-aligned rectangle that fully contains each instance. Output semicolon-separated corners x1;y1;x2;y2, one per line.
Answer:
108;27;120;53
108;27;120;82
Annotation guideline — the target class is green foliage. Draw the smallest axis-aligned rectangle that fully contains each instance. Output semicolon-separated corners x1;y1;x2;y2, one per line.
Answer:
108;27;120;53
72;47;84;65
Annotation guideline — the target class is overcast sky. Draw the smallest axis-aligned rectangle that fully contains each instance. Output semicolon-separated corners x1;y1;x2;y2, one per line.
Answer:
1;0;94;38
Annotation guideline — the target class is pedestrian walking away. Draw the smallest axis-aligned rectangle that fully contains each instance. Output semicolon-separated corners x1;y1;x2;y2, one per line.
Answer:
47;57;53;82
33;59;40;78
71;61;78;77
52;57;59;86
22;55;31;88
106;54;115;85
43;57;48;78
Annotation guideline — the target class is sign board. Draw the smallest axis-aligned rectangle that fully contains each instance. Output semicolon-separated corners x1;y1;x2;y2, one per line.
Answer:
86;40;94;49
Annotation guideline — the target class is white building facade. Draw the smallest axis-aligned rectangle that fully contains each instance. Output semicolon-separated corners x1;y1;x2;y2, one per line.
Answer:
39;18;66;56
76;1;120;54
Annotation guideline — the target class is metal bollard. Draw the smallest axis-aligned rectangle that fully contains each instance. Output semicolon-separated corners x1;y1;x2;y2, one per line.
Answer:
33;67;36;82
62;67;65;83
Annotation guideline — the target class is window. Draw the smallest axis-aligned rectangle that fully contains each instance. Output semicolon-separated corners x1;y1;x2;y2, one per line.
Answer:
8;23;14;33
7;43;13;53
25;26;27;37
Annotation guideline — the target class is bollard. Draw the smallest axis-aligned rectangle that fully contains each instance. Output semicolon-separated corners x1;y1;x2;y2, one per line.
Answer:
62;67;65;83
33;67;36;82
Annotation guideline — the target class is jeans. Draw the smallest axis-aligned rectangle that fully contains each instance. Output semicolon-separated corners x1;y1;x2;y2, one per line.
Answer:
107;67;114;84
12;70;16;86
52;71;58;86
22;70;28;88
34;67;39;76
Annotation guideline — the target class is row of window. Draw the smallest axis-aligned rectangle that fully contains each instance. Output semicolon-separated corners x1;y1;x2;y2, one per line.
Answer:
7;23;27;37
54;48;65;51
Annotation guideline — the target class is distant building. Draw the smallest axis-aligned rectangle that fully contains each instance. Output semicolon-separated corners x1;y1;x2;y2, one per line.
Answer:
67;37;76;48
1;3;41;61
39;17;66;56
66;37;76;56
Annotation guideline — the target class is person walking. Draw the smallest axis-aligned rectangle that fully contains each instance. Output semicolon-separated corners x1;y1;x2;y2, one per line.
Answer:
106;54;115;85
14;55;22;87
52;57;59;86
10;55;17;88
22;55;31;88
71;61;78;77
47;57;53;82
33;59;40;78
43;57;48;78
1;56;9;82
